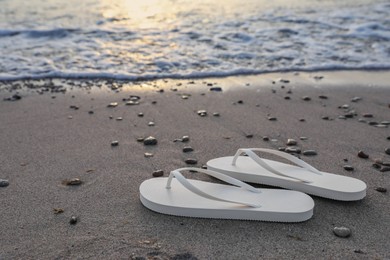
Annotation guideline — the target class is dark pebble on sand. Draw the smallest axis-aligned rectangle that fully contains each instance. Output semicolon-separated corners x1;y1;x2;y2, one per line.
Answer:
152;170;164;177
213;112;220;117
318;95;328;99
268;117;277;121
375;187;387;193
284;96;290;100
70;105;79;110
358;150;369;159
209;87;222;92
237;100;244;104
322;116;330;120
137;137;144;142
333;227;351;238
185;158;198;165
0;179;9;187
385;148;390;155
111;141;119;146
303;150;317;156
201;165;208;169
372;163;381;169
62;178;83;186
380;166;390;172
183;146;194;153
362;113;373;118
4;94;22;101
351;97;362;102
138;112;144;117
88;110;94;114
286;139;297;146
126;100;139;105
354;249;365;254
69;216;78;225
246;134;253;138
144;136;158;145
107;102;118;107
302;96;311;101
263;136;270;141
197;110;207;117
387;137;390;140
343;165;354;171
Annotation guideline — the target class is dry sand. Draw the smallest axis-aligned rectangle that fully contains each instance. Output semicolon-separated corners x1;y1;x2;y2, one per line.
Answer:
0;71;389;259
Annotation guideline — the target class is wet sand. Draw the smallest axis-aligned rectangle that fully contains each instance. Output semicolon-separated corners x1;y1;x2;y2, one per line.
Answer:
0;71;389;259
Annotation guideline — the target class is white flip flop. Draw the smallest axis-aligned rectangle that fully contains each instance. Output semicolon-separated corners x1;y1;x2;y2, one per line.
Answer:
140;168;314;222
207;148;367;201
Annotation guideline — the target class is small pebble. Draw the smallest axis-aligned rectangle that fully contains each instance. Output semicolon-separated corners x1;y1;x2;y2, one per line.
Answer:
53;208;64;214
126;101;139;105
284;96;290;100
148;121;155;126
381;121;390;125
333;227;351;238
318;95;328;99
116;117;123;121
375;187;387;193
351;97;362;102
111;141;119;146
358;150;369;159
322;116;330;120
136;137;144;142
340;104;349;109
263;136;270;141
237;100;244;104
209;87;222;92
372;163;381;169
362;113;373;118
0;179;9;187
245;134;254;138
185;158;198;165
62;178;83;186
88;110;94;114
107;102;118;107
268;117;277;121
182;136;190;142
299;118;306;122
144;136;158;145
183;146;194;153
285;147;301;154
385;148;390;155
67;116;73;119
197;110;207;117
144;153;153;158
213;112;220;117
380;166;390;172
4;94;22;101
302;96;311;101
303;150;317;156
152;170;164;177
354;249;365;254
137;112;144;117
286;139;297;146
69;216;78;225
343;165;354;171
300;137;308;140
387;136;390;140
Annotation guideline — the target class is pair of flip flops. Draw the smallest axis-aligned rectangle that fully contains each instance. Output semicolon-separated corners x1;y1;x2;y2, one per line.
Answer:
140;148;367;222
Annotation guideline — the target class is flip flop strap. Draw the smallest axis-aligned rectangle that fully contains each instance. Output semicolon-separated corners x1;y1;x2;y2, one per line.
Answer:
232;148;322;183
166;167;261;208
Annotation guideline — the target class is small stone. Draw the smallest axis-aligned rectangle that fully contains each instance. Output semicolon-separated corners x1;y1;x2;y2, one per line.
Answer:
299;118;306;122
136;137;144;142
322;116;330;120
285;147;301;154
157;89;164;93
152;170;164;177
53;208;64;214
126;100;139;105
358;150;369;159
344;112;354;118
237;100;244;104
368;121;378;126
107;102;118;107
303;150;317;156
302;96;311;101
69;216;78;225
142;152;154;158
340;104;349;109
372;163;381;169
130;95;141;101
380;166;390;172
381;121;390;125
263;136;270;141
111;141;119;146
318;95;328;99
354;249;365;254
0;179;9;187
88;110;94;114
286;139;297;146
181;136;190;142
287;90;292;94
339;115;347;120
109;116;113;119
284;96;290;100
67;116;73;119
143;136;158;145
300;137;308;140
213;112;220;117
70;105;79;110
137;112;144;117
62;178;83;186
362;113;373;118
209;87;222;92
387;136;390;140
148;121;155;126
183;146;194;153
116;117;123;121
351;97;362;102
343;165;354;171
181;94;190;99
268;117;277;121
333;227;351;238
185;158;198;165
375;187;387;193
201;165;208;169
245;134;254;138
385;148;390;155
197;110;207;117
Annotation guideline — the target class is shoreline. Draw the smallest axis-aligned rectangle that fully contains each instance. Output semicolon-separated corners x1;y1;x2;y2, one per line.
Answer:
0;71;389;259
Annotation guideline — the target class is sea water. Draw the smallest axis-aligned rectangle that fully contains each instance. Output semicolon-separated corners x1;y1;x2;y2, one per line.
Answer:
0;0;389;80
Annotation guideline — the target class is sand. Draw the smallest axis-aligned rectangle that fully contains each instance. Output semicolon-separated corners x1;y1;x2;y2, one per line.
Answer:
0;71;389;259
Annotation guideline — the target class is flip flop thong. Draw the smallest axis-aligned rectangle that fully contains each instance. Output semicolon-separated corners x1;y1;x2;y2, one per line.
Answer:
207;148;366;201
139;167;314;222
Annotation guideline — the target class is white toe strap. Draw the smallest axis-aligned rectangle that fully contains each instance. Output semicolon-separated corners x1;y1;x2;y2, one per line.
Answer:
232;148;322;183
166;168;261;208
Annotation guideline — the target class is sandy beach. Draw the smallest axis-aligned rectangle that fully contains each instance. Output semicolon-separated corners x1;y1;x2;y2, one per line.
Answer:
0;71;389;259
